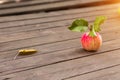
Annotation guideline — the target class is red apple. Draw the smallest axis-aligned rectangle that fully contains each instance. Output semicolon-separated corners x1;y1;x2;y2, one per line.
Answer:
68;16;106;52
81;32;102;51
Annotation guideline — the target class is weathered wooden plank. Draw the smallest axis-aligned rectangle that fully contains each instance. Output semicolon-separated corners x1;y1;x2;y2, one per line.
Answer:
0;9;118;31
0;0;69;9
64;64;120;80
0;0;115;16
0;3;119;29
0;18;120;73
0;3;119;23
0;43;120;79
0;0;32;4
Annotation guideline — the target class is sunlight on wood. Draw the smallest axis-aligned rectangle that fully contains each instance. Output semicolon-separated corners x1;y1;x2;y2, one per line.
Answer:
0;0;21;4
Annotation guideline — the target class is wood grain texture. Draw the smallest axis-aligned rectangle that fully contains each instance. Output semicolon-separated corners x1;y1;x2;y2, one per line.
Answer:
64;63;120;80
0;1;120;80
0;6;119;43
0;3;119;73
0;0;115;16
0;8;118;31
0;20;120;76
1;45;120;80
0;19;119;52
0;0;69;9
0;3;119;23
0;14;118;43
0;19;119;63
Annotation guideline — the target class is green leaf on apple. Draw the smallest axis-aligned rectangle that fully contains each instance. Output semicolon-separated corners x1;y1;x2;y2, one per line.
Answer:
68;19;88;32
68;16;106;33
94;16;106;32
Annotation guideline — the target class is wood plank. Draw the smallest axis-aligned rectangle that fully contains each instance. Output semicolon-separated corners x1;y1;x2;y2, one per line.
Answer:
0;3;119;23
0;43;120;79
0;8;118;30
0;0;69;9
0;0;115;16
0;19;120;74
0;3;120;22
0;0;32;4
64;64;120;80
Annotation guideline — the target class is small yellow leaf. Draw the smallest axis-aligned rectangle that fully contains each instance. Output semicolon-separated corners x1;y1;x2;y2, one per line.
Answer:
14;49;37;60
19;49;37;55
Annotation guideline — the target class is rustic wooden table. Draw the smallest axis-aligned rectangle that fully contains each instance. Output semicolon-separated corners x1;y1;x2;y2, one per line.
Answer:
0;0;120;80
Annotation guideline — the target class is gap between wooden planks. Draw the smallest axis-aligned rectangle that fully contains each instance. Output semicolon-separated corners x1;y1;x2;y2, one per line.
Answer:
64;64;120;80
0;0;117;16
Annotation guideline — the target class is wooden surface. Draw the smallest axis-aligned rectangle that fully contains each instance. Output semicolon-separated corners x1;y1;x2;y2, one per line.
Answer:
0;0;120;80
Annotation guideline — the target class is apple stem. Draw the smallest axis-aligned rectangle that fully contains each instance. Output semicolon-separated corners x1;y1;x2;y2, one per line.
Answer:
89;25;97;37
88;26;91;31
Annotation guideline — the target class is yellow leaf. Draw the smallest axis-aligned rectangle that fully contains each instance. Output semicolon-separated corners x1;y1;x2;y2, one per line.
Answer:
19;49;37;55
